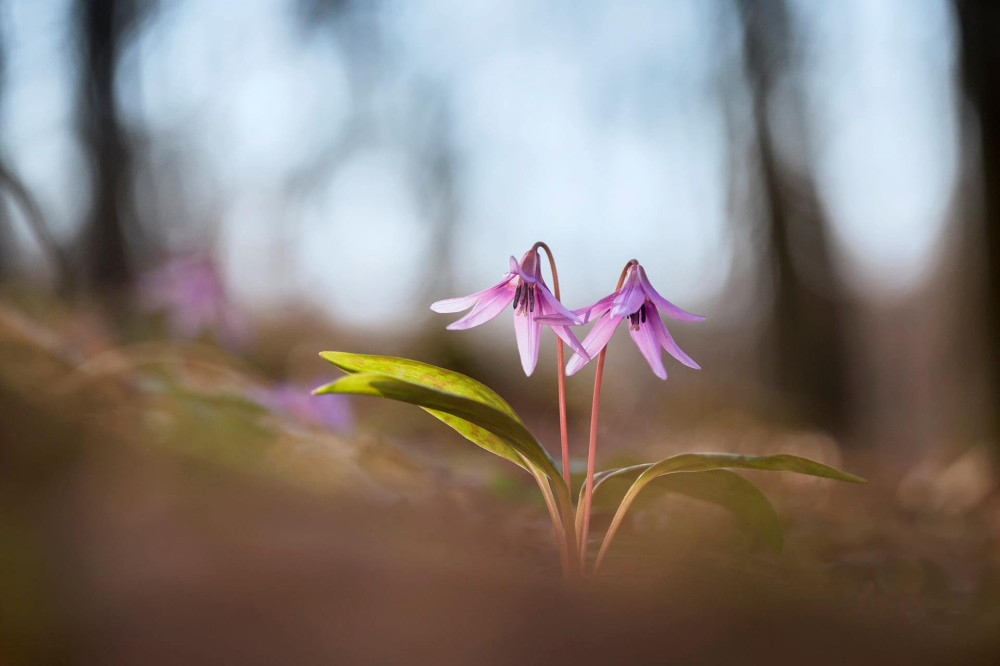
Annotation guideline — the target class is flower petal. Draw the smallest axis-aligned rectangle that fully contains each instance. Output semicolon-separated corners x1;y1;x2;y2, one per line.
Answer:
445;284;515;330
609;269;645;317
550;325;590;362
534;284;583;324
638;266;705;321
510;254;538;284
513;310;542;376
628;319;667;380
431;275;514;313
649;311;701;369
566;314;623;375
577;293;617;323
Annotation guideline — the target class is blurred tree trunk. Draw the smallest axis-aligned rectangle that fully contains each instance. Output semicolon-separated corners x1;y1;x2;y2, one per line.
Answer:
74;0;143;292
736;0;850;434
954;0;1000;443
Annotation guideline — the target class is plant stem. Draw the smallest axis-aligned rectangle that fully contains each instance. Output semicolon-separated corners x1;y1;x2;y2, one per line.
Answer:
552;471;580;577
578;260;634;573
593;480;636;573
527;462;573;577
578;347;606;569
534;242;572;493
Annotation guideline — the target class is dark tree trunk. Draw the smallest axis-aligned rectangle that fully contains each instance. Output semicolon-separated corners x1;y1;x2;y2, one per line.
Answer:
736;0;850;433
74;0;140;292
954;0;1000;441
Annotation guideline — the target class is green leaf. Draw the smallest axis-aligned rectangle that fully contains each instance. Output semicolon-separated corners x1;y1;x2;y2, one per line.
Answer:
594;453;864;570
601;452;866;487
624;470;784;553
313;372;559;480
316;353;578;572
579;467;784;554
319;352;520;420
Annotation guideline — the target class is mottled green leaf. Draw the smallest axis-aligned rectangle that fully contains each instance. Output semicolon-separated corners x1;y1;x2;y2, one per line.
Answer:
319;352;519;420
313;372;559;480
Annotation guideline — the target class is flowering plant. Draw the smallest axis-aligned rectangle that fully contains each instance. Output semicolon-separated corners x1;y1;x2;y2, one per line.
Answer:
315;243;863;577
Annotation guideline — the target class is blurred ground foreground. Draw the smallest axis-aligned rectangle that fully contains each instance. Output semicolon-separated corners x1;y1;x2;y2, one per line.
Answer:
2;302;1000;666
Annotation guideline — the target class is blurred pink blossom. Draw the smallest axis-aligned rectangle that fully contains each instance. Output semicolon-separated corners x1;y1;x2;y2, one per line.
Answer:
253;383;354;433
140;254;250;348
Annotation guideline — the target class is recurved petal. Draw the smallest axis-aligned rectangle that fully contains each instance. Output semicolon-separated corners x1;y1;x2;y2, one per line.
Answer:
649;312;701;369
550;325;590;362
431;275;514;313
637;266;705;321
566;313;622;376
445;285;515;330
628;319;667;380
574;293;616;323
513;310;542;376
535;284;583;325
510;255;538;284
609;269;645;317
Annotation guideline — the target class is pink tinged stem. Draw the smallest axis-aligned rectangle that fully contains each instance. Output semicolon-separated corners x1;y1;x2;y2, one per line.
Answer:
534;241;581;577
535;242;573;495
579;260;634;573
579;347;607;570
556;340;571;493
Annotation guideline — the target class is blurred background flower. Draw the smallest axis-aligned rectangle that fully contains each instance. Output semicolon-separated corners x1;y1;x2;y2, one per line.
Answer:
140;253;251;348
251;381;354;433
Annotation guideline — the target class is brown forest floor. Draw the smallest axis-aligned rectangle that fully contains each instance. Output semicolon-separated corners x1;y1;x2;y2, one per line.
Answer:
2;302;1000;665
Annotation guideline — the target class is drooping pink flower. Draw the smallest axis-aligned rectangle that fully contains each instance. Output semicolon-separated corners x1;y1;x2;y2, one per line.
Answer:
539;262;703;380
430;249;590;375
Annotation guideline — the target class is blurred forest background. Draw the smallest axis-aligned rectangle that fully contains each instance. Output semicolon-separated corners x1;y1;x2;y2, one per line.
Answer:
3;0;1000;663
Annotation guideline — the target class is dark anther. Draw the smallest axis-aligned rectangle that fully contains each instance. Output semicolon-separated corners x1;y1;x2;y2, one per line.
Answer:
528;285;535;312
640;304;646;323
513;284;522;310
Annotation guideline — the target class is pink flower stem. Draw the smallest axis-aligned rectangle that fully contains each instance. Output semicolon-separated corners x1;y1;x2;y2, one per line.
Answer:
578;347;606;569
534;242;572;494
578;260;636;572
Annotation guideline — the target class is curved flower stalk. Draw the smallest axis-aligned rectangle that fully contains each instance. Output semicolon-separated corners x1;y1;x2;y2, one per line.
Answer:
431;247;590;376
539;260;705;567
543;261;704;380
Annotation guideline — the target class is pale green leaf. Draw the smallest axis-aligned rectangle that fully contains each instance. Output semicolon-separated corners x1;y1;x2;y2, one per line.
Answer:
313;372;559;481
319;352;519;420
594;453;864;570
595;470;784;555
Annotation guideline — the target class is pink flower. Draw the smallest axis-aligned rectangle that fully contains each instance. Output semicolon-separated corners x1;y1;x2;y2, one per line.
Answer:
430;249;590;376
541;262;703;380
253;382;354;433
140;253;250;349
